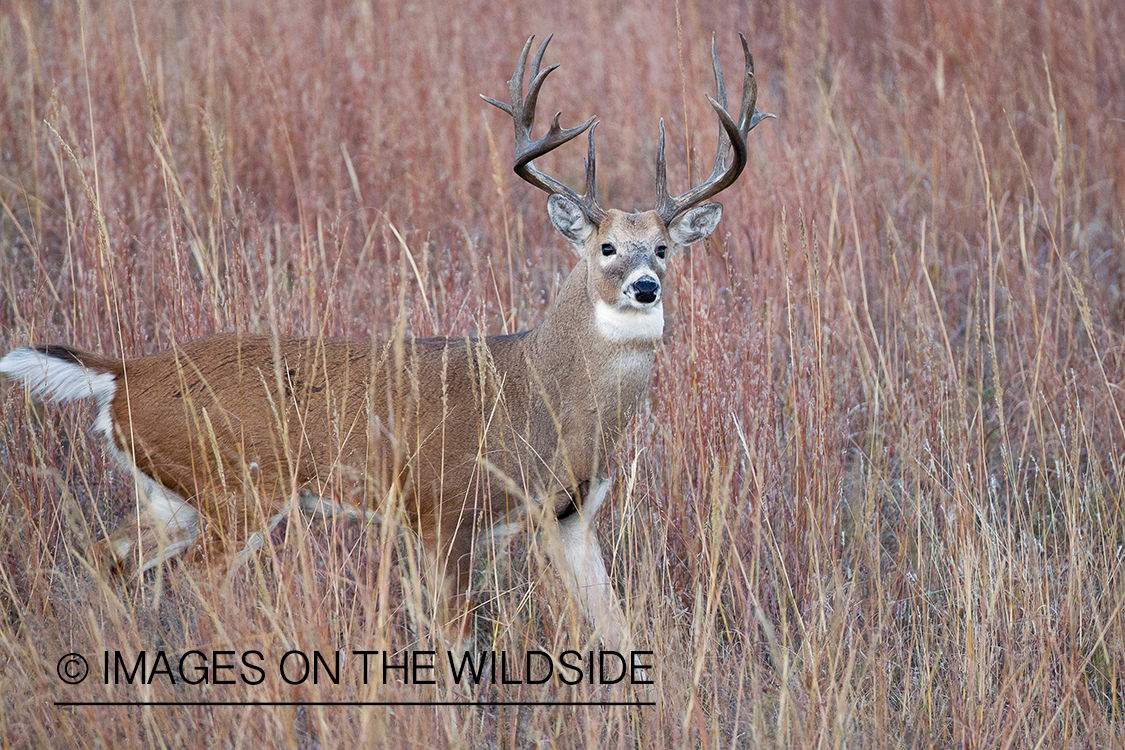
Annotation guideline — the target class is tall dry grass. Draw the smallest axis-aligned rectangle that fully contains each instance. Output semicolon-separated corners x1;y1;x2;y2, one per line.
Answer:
1;0;1123;746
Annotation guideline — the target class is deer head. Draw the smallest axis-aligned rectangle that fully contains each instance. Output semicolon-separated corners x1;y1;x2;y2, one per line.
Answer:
483;33;773;342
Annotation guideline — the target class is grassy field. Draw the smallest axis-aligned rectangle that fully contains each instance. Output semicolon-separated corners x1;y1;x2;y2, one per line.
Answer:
1;0;1123;746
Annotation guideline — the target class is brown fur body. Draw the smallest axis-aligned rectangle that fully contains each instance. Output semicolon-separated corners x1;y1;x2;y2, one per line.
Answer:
56;255;655;599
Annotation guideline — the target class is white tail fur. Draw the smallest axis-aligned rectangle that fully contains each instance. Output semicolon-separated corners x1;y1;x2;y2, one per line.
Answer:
0;349;118;442
0;348;116;403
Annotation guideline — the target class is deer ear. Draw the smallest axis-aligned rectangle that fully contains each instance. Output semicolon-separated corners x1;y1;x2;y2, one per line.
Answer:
548;194;595;248
669;203;723;247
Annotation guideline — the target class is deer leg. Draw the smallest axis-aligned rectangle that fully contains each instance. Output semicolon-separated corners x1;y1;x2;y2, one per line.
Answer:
543;478;631;651
228;503;288;573
418;530;476;645
444;544;476;644
91;472;200;577
180;475;288;580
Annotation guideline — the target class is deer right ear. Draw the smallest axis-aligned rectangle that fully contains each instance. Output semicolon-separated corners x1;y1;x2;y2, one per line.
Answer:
547;194;596;249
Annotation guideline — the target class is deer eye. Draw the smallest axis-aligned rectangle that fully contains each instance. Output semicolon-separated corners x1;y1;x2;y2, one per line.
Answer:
601;243;616;257
655;245;667;259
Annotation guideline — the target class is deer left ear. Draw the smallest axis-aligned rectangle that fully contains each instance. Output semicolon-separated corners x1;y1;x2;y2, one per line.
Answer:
669;203;723;247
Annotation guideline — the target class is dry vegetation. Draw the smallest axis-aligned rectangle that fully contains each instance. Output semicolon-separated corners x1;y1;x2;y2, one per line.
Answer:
1;0;1124;746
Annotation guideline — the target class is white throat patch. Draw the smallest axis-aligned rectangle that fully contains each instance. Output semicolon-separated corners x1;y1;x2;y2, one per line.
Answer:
594;300;664;342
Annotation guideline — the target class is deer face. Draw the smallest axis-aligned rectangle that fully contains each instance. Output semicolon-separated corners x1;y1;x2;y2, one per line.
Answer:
547;195;723;341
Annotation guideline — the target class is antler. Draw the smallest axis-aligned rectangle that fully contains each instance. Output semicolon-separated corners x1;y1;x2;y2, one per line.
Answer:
482;35;607;224
655;33;774;224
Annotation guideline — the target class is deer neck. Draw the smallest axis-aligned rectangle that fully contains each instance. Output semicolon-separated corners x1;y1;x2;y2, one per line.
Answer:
527;257;660;421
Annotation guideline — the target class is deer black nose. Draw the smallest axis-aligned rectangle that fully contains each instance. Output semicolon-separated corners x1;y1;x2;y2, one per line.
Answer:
631;277;660;304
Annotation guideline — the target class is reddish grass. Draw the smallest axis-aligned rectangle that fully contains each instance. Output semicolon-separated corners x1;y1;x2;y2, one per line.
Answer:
1;0;1123;746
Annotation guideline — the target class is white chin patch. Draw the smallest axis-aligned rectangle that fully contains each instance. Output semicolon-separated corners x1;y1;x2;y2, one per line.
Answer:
594;300;664;342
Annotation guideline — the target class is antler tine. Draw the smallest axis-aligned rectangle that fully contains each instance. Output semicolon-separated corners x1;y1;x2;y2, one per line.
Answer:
585;122;600;201
529;32;551;83
736;34;756;131
704;34;735;190
655;119;672;219
482;35;606;224
738;34;775;133
711;34;728;112
481;35;534;116
708;35;732;179
511;35;535;116
655;33;775;224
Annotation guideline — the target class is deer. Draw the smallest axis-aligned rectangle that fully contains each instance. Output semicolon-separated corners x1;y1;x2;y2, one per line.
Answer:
0;33;770;649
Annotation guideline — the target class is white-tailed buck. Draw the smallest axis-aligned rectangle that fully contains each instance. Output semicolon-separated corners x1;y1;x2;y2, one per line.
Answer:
0;34;769;647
